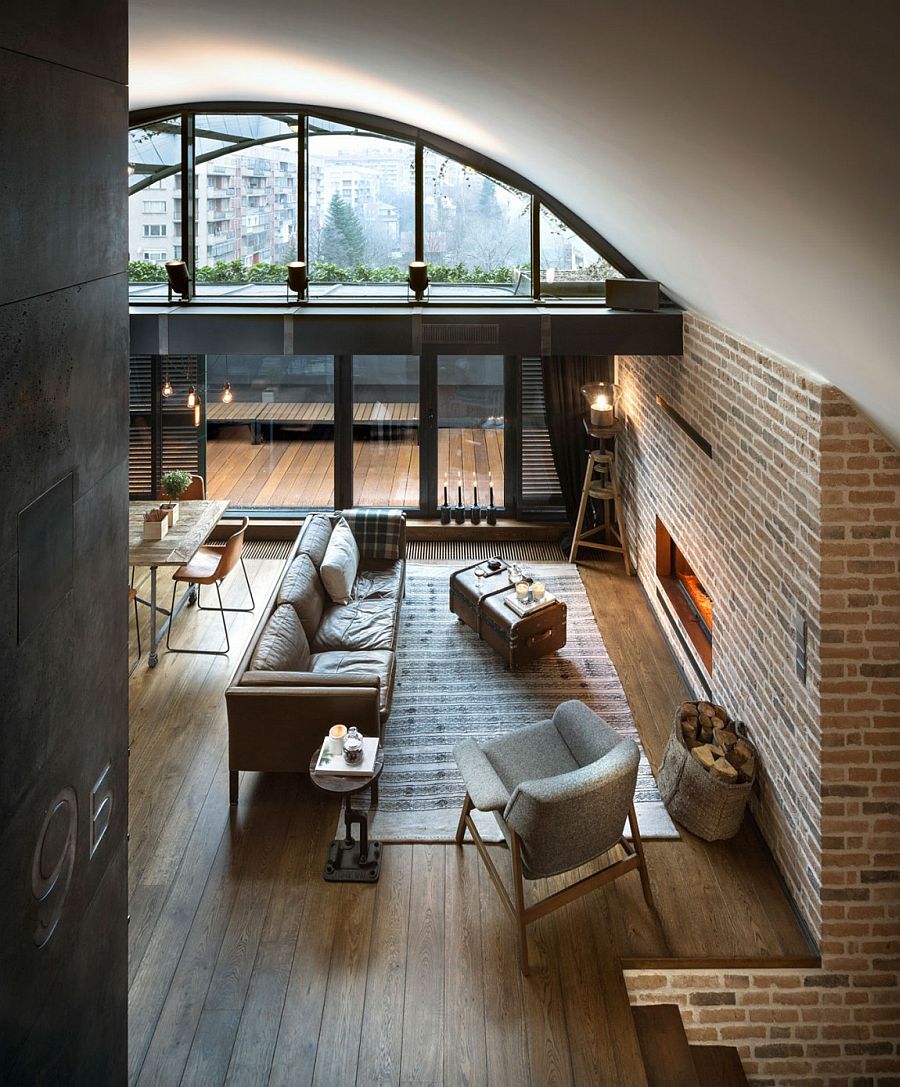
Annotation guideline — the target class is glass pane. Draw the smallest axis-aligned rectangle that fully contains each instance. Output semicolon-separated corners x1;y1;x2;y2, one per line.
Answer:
205;355;334;508
308;118;415;296
352;356;419;507
437;355;504;508
128;117;181;298
539;206;623;297
194;114;298;294
423;150;531;298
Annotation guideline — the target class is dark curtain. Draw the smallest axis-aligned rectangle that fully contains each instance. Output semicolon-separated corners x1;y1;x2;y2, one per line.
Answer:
541;355;612;526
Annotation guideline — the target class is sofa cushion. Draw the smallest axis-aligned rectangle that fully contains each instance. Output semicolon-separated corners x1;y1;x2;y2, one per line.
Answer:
320;517;359;604
277;552;327;639
354;559;405;601
309;649;396;719
297;513;334;569
311;597;399;653
250;604;311;671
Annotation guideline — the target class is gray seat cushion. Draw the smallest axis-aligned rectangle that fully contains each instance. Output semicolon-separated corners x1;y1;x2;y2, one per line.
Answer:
250;604;311;671
354;559;404;601
276;553;327;639
309;649;396;719
297;513;333;569
311;598;399;653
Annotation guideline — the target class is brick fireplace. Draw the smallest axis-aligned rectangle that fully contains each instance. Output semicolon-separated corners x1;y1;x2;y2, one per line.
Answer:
615;314;900;1085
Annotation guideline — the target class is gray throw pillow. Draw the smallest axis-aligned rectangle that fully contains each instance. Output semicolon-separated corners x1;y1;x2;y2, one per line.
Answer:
319;517;360;604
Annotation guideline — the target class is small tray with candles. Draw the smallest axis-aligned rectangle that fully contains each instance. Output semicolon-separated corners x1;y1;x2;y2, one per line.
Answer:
504;589;557;617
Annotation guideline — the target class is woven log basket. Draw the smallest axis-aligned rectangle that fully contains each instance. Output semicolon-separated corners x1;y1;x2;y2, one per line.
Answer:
657;707;758;841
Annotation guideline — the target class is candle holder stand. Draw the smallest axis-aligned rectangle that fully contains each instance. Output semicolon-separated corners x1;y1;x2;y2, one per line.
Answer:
486;505;498;526
470;504;481;525
440;503;451;525
452;505;465;525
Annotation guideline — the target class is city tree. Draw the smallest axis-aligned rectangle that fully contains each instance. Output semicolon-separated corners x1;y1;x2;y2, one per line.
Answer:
319;194;367;267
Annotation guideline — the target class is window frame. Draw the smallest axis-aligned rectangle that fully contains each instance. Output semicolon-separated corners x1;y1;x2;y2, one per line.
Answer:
128;103;648;304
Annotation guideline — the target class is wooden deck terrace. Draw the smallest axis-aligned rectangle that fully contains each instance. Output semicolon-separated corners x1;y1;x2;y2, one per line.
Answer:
206;423;505;508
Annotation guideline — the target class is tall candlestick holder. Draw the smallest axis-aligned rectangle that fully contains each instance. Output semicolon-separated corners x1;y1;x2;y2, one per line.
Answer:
486;504;497;526
440;502;451;525
453;504;465;525
470;504;481;525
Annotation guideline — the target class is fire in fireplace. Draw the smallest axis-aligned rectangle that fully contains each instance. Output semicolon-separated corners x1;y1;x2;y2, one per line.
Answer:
656;518;713;673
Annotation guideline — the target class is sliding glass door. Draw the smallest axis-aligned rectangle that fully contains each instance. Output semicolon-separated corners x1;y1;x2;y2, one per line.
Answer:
351;356;420;508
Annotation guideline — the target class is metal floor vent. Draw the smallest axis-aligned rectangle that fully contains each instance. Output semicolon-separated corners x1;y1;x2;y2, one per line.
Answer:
239;539;294;560
407;539;567;563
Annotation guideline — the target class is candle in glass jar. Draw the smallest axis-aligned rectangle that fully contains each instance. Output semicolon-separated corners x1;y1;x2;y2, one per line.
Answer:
515;581;530;603
590;394;615;428
532;581;545;602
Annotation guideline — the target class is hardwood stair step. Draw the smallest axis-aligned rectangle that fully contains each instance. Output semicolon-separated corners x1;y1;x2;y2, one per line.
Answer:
690;1044;749;1085
632;1004;701;1087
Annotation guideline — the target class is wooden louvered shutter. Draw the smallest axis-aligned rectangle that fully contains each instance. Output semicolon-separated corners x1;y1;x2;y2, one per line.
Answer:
519;357;563;514
160;355;203;485
129;355;154;497
128;355;205;498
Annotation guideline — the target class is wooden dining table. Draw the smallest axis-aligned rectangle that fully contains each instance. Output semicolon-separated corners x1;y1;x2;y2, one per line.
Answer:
129;499;230;667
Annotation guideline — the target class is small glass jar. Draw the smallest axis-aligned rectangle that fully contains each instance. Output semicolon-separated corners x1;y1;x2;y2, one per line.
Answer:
343;726;364;764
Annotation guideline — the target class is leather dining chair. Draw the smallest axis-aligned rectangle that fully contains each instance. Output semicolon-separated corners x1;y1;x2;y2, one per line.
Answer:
165;517;255;655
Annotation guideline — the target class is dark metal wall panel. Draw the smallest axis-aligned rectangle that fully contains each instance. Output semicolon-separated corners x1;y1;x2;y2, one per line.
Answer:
167;314;286;354
0;53;127;306
0;276;129;559
0;3;129;1079
293;315;414;354
549;310;683;356
0;0;127;83
131;310;683;359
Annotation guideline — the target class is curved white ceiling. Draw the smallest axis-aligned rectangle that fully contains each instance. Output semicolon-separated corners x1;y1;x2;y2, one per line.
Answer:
130;0;900;447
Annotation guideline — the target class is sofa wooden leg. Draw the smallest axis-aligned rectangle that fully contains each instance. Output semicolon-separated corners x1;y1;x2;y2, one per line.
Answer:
229;769;239;804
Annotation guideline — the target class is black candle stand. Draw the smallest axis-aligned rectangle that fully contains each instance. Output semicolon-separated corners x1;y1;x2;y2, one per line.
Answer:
470;504;482;525
452;505;466;525
486;504;498;526
440;503;451;524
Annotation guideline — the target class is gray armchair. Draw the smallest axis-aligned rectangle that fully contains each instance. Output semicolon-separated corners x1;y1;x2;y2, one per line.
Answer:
454;699;654;973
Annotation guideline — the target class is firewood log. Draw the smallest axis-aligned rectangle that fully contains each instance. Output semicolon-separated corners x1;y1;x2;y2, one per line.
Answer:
732;739;754;765
691;744;718;770
680;702;699;718
710;757;739;783
713;726;739;750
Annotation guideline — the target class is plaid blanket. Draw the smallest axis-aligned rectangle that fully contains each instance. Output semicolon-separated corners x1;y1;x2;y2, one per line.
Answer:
337;508;406;560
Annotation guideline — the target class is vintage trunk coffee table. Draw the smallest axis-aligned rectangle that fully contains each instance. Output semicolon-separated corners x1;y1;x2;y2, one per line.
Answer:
449;560;567;670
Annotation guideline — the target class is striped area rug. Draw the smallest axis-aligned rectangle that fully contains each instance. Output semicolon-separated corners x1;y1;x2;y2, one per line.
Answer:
355;562;678;843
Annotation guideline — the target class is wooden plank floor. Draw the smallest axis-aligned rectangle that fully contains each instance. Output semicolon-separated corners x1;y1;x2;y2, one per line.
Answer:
127;553;816;1087
206;427;504;508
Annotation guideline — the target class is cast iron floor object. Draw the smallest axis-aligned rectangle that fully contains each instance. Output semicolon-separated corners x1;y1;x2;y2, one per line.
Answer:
309;745;384;882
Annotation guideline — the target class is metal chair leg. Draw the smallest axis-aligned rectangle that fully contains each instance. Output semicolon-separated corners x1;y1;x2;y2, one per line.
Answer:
166;578;232;656
134;594;141;659
195;557;255;613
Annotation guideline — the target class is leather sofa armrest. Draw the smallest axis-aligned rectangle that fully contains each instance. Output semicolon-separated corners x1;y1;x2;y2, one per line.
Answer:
239;669;381;689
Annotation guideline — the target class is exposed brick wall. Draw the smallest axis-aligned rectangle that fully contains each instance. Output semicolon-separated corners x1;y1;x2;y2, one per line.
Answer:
617;314;900;1086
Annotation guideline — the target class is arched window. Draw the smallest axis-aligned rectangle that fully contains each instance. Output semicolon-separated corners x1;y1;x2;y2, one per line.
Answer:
127;106;640;302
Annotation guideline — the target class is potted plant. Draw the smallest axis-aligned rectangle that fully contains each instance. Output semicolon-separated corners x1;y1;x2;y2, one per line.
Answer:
159;469;193;526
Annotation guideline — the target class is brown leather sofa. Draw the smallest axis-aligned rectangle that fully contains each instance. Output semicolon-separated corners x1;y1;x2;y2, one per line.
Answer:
225;510;406;802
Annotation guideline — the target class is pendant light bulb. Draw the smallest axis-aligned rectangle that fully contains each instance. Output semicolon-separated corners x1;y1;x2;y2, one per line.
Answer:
221;381;233;404
193;398;201;428
161;376;173;397
186;385;196;409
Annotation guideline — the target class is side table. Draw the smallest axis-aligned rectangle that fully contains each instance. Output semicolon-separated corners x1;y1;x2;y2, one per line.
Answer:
309;745;385;883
